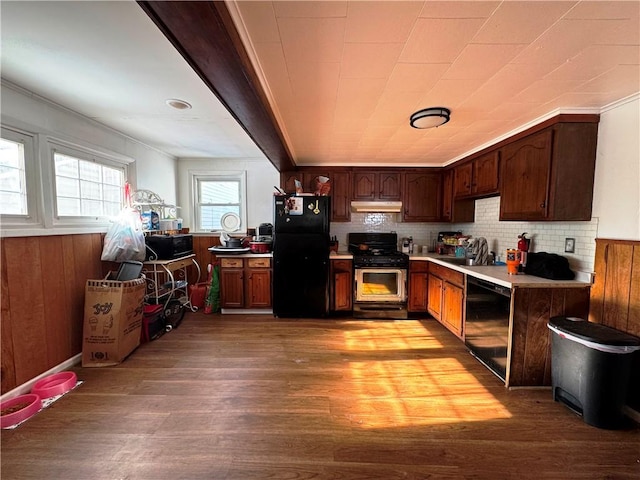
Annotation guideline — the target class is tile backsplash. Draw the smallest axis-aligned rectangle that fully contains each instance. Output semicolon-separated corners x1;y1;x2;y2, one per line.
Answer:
330;196;597;272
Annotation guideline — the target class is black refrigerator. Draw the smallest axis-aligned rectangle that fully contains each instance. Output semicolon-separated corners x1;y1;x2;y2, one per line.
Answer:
272;195;330;317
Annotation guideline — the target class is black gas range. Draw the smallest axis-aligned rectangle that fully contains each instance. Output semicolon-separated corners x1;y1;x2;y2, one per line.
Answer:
348;233;409;319
348;232;409;268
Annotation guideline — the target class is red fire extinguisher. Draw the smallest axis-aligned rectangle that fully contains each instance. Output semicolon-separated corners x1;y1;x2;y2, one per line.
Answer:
518;233;530;271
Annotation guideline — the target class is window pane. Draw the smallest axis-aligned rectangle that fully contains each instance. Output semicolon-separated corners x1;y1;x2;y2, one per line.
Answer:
199;205;240;231
0;139;22;168
56;176;80;198
79;161;101;182
200;181;239;203
80;180;102;200
0;138;27;215
54;154;79;178
81;199;103;216
103;184;122;203
54;152;124;218
0;191;26;215
57;197;81;216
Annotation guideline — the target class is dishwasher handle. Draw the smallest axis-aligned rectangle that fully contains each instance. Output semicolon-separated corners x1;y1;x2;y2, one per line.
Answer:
468;276;511;298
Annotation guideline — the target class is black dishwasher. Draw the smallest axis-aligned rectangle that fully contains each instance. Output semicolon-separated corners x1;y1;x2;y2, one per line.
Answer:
465;276;512;382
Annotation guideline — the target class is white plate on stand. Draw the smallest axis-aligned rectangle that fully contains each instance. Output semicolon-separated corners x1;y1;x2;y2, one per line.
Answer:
221;212;241;232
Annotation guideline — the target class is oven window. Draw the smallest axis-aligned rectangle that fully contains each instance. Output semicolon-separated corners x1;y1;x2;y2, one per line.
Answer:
362;272;399;296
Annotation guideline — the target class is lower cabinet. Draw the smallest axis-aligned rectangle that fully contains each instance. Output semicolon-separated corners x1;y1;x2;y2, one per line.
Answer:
219;257;271;309
330;259;353;312
408;261;429;312
427;263;465;338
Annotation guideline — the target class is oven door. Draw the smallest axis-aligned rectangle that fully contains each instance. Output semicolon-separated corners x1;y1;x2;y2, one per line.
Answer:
354;268;407;303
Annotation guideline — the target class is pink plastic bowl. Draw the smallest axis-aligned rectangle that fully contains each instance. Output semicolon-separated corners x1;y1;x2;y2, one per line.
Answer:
1;393;42;428
31;371;77;399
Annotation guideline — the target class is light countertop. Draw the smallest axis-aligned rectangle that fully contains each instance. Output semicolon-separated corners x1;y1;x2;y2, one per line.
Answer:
330;251;591;289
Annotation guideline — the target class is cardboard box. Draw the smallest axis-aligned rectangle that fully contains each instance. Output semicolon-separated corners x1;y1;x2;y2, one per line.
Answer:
82;275;146;367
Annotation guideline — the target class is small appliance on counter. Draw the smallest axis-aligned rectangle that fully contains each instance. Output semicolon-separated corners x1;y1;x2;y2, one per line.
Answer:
145;234;193;260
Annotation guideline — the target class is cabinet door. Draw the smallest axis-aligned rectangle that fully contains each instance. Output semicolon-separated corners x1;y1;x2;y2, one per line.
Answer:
408;272;429;312
453;163;472;198
220;269;244;308
403;172;441;222
246;269;271;308
442;282;464;338
331;259;353;311
500;129;553;220
427;275;443;320
333;271;353;311
441;170;453;221
352;172;376;200
473;151;499;196
280;172;299;194
378;172;401;200
331;171;351;222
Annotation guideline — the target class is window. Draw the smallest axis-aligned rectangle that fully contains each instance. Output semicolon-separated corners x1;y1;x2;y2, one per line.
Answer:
0;137;27;215
53;150;124;218
0;127;38;226
194;173;246;232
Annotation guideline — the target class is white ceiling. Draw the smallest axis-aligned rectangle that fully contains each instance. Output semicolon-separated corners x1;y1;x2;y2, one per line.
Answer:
2;1;639;168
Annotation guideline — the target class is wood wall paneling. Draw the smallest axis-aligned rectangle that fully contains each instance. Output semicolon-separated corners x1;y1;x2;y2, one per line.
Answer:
1;240;16;393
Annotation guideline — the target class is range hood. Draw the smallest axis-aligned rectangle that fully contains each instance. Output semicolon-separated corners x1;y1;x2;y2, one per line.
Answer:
350;201;403;213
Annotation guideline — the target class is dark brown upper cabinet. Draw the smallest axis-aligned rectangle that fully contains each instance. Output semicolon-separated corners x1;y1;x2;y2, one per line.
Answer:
500;122;598;221
352;171;401;201
453;150;499;199
442;169;475;223
403;172;441;222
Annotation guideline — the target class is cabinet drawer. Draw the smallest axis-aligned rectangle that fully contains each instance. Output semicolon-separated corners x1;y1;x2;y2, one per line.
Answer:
221;258;243;268
331;259;352;272
429;262;464;287
247;258;271;268
410;261;429;273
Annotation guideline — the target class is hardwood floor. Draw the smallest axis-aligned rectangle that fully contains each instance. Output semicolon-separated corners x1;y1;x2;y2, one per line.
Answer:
2;313;639;479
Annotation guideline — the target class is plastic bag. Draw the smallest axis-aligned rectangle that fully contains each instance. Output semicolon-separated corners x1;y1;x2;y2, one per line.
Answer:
101;207;146;262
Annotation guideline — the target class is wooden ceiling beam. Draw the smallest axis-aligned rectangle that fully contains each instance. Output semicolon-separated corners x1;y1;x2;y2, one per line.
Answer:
137;0;295;172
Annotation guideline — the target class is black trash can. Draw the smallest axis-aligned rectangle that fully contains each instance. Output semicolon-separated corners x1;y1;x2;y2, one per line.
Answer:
547;317;640;429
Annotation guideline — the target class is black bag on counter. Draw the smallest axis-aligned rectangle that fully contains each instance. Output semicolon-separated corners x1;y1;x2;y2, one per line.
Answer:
524;252;575;280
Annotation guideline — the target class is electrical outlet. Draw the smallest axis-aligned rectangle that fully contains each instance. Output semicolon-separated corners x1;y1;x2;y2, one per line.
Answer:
564;238;575;253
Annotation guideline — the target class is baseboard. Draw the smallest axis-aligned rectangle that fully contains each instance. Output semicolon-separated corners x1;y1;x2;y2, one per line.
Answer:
1;353;82;402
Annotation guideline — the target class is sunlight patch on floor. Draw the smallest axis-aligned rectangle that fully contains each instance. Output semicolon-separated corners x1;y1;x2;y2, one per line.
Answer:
343;322;444;351
341;322;512;428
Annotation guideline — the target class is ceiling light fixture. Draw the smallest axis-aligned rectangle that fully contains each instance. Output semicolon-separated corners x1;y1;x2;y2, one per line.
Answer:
165;98;192;110
410;107;451;129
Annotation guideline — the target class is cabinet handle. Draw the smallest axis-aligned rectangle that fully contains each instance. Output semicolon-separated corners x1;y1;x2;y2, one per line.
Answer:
540;202;546;208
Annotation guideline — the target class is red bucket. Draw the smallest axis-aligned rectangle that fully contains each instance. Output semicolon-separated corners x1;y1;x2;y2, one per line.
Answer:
189;283;208;309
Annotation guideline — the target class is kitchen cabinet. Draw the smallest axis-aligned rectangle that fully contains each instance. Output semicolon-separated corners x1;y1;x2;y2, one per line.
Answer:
499;122;598;221
408;261;429;312
219;257;271;310
403;172;441;222
453;151;499;198
330;259;353;312
352;171;401;201
329;171;351;222
280;169;350;222
427;263;464;338
441;169;474;223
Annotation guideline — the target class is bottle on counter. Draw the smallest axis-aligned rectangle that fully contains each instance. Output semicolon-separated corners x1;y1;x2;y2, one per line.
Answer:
408;236;414;254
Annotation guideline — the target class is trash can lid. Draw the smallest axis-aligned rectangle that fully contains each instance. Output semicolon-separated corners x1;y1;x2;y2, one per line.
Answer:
548;316;640;347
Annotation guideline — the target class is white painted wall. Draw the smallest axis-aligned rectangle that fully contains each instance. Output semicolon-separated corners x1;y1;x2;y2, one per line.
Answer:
592;95;640;240
177;157;279;232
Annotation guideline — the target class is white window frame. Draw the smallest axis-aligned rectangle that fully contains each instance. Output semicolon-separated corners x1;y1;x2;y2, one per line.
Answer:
42;138;132;229
0;126;41;228
191;171;247;234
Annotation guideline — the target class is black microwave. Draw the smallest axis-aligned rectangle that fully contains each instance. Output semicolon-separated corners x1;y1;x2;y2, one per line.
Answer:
145;234;193;260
